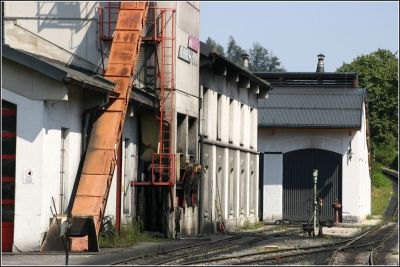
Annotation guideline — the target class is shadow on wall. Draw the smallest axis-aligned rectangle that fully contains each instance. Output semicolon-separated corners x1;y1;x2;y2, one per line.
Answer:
35;1;103;73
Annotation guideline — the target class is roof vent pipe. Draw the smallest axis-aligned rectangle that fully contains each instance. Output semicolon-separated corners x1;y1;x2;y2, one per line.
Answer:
242;53;249;69
316;54;325;72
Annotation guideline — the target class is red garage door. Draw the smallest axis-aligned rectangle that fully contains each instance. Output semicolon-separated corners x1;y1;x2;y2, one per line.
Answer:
2;100;16;252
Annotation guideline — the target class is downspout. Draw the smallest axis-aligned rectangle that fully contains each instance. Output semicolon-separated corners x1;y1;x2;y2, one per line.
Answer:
198;85;204;235
116;140;122;234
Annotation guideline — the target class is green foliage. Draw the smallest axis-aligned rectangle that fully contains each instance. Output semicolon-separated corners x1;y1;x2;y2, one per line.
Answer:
336;49;398;168
237;220;264;231
99;222;164;248
226;35;246;65
205;37;225;56
206;36;286;72
249;42;285;72
372;162;392;188
371;161;393;215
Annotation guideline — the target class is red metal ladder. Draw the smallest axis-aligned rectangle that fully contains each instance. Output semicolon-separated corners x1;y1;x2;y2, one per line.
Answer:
134;7;176;209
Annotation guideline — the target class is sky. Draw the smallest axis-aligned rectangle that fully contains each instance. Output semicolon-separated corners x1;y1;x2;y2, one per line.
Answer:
200;1;399;72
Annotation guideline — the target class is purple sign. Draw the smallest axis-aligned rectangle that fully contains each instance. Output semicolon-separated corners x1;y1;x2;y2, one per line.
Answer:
188;36;199;53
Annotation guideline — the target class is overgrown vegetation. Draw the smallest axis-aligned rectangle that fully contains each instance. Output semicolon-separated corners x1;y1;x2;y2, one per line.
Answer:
371;162;393;216
206;36;286;72
235;220;264;232
337;50;398;217
336;49;398;170
99;222;164;248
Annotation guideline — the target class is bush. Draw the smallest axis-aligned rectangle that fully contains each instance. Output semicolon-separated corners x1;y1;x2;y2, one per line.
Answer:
371;160;393;215
372;138;398;169
99;221;163;248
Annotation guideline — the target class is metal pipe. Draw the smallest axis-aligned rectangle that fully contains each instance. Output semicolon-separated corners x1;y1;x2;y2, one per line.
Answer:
116;140;122;234
313;169;318;237
198;85;204;235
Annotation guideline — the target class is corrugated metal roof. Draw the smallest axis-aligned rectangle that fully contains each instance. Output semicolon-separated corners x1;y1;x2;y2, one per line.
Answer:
258;87;366;128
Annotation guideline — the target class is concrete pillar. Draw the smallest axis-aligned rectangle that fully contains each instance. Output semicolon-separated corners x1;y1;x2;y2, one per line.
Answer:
224;148;229;220
246;152;250;217
211;145;217;225
235;149;240;224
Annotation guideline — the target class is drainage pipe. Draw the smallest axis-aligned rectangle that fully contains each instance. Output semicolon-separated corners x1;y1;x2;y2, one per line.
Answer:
197;85;204;235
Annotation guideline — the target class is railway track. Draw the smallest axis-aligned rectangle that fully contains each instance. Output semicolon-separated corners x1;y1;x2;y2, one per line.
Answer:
327;220;396;265
110;168;398;265
111;227;299;265
368;167;398;265
381;167;398;183
328;169;398;266
185;218;398;265
181;238;352;265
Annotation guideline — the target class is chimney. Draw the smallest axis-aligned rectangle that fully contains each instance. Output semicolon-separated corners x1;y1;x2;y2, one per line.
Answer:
316;54;325;72
242;53;249;69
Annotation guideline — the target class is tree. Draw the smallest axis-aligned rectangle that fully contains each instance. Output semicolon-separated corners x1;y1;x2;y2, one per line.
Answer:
226;35;246;65
205;37;225;56
249;42;286;72
337;49;398;168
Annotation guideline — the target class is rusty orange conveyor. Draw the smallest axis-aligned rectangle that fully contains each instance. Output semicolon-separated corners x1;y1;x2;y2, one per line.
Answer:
70;2;148;251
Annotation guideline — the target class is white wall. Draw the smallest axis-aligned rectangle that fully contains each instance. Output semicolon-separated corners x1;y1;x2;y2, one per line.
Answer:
262;153;283;221
2;82;84;251
2;89;45;251
258;123;371;222
3;1;102;72
199;60;261;231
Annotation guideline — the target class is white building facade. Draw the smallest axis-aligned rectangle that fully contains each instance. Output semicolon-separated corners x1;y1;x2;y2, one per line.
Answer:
256;72;371;223
199;44;271;231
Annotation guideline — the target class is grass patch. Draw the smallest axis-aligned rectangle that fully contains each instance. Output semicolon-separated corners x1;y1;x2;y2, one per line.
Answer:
371;161;393;216
99;222;165;248
235;220;264;232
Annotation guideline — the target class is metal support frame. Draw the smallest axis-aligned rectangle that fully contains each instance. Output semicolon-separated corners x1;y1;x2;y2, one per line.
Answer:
133;7;177;210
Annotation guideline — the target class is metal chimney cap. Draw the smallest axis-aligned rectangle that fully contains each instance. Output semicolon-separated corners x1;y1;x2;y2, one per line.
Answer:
316;53;325;72
242;53;249;68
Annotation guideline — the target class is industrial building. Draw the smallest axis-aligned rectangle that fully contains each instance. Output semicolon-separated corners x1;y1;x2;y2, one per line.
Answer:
1;1;271;252
1;1;373;254
256;55;371;224
1;1;201;252
199;43;271;232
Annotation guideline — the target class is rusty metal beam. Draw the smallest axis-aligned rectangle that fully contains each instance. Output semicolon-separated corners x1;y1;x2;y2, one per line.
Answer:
69;2;149;252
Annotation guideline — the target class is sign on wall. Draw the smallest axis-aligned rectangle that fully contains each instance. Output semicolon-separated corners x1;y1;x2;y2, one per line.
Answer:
188;36;199;52
23;168;34;184
178;45;198;65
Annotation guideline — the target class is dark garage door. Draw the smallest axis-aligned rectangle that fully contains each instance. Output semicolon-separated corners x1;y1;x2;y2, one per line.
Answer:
283;149;342;222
